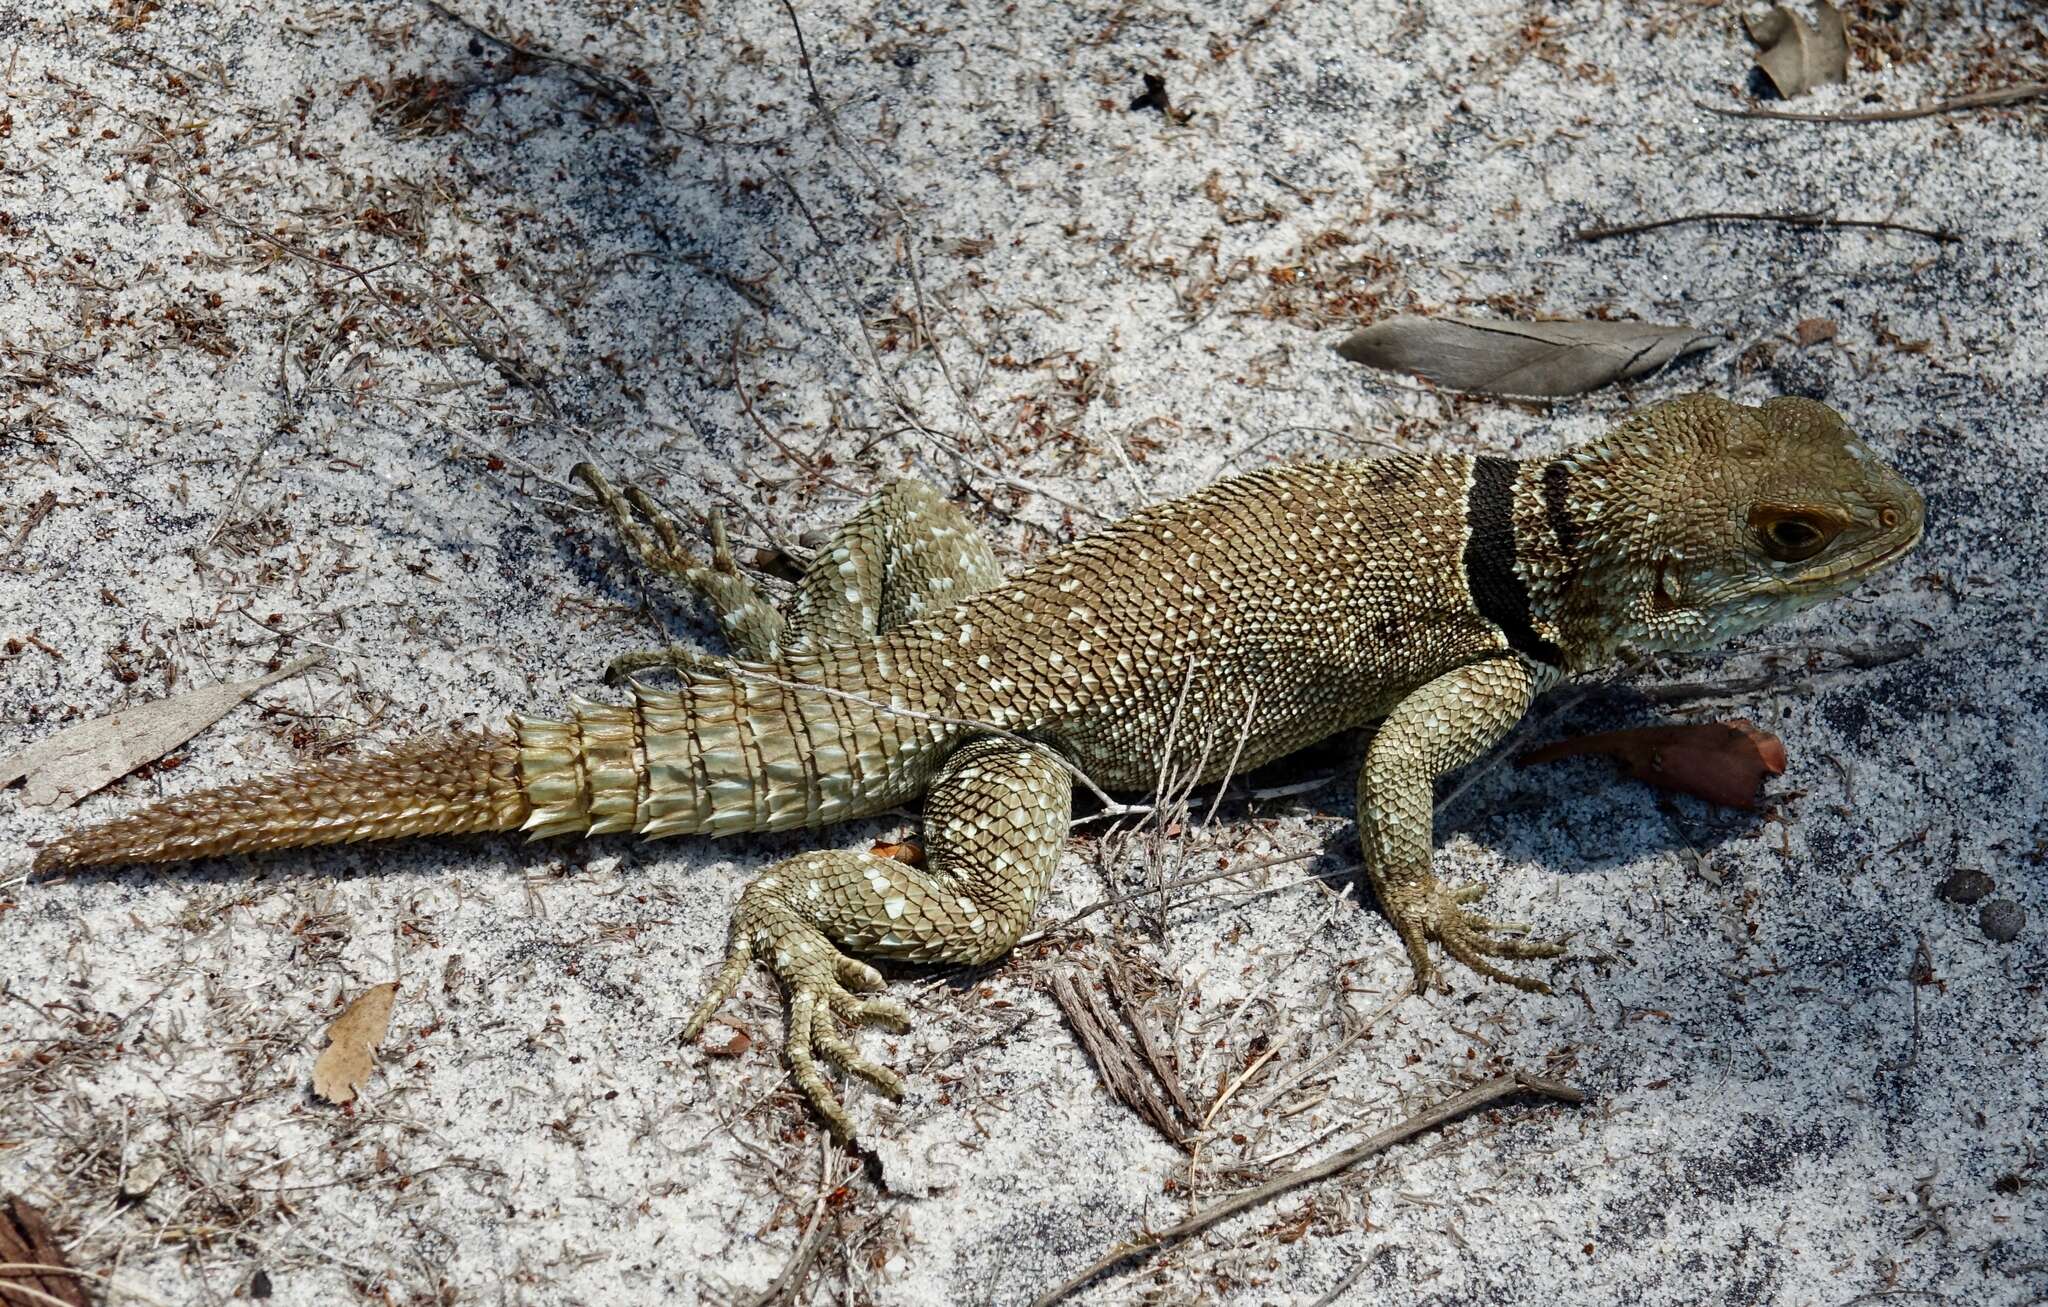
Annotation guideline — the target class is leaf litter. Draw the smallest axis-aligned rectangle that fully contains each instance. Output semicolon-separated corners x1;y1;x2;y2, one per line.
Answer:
0;653;324;810
311;981;399;1107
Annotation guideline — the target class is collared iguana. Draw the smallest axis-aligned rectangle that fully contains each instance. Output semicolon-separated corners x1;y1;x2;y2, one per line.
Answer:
31;393;1925;1138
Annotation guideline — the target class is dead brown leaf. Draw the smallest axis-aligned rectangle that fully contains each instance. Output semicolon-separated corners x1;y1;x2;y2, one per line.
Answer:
312;980;398;1106
0;653;322;809
0;1195;91;1307
1745;3;1848;99
869;839;926;867
698;1022;752;1059
1334;315;1717;396
1794;317;1838;346
1517;719;1787;809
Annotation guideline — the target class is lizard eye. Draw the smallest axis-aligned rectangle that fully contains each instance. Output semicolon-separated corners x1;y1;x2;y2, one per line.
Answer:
1750;505;1838;562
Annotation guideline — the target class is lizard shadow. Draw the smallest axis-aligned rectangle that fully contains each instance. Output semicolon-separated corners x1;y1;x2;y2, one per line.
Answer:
1140;684;1773;945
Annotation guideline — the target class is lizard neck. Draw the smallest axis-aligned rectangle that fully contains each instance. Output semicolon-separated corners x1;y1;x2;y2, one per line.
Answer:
1460;453;1597;676
1490;445;1681;675
1510;437;1719;672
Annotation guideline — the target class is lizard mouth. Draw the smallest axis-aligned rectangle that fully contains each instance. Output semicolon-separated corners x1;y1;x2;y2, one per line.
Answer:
1789;518;1924;590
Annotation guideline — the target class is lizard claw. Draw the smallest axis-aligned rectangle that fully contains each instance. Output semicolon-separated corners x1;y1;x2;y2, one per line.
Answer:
573;463;789;661
1419;878;1565;994
682;921;909;1141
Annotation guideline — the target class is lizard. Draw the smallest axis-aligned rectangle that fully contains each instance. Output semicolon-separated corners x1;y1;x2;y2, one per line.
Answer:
28;393;1924;1139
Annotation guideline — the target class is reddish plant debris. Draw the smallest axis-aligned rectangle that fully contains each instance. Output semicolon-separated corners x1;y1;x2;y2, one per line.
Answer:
1;1195;92;1307
1517;719;1787;809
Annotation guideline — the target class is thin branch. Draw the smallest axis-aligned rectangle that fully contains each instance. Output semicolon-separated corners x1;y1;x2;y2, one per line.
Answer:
416;0;666;132
1576;211;1956;244
0;1278;87;1307
743;1136;841;1307
1030;1072;1586;1307
1019;850;1322;945
169;177;398;292
1634;640;1921;704
1697;82;2048;124
1252;982;1414;1114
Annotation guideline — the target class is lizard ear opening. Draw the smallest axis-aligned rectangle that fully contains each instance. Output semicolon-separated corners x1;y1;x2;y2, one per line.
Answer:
1749;504;1841;563
1648;557;1685;614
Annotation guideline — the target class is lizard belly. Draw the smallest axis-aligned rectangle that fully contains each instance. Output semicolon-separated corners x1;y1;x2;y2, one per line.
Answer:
1028;625;1412;792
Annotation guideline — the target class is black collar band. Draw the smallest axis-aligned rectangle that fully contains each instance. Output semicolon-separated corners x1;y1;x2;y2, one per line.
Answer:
1464;457;1566;667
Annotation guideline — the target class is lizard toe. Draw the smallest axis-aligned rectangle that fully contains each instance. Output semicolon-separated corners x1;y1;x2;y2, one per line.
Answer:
822;967;911;1031
1429;880;1563;993
1446;944;1555;994
784;991;859;1139
809;1010;908;1098
835;954;888;992
682;939;756;1041
705;510;743;577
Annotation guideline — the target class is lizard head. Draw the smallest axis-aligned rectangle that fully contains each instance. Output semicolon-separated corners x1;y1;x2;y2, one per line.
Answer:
1556;394;1924;662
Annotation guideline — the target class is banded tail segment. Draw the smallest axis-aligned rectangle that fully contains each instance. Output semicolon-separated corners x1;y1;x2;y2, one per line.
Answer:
516;650;960;841
33;649;955;873
32;731;530;873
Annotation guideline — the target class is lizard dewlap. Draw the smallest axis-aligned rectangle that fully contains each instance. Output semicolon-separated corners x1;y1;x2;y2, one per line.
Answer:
34;393;1924;1139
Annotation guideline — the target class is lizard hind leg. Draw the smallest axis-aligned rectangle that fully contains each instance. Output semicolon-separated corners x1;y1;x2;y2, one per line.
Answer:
578;471;999;676
682;735;1071;1139
571;463;791;663
783;477;1002;648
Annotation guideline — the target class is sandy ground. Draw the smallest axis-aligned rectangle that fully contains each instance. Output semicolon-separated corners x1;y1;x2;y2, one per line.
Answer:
3;1;2045;1303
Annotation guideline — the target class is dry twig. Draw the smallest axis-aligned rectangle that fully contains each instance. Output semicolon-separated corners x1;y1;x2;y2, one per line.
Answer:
1030;1071;1585;1306
1634;640;1921;704
1576;211;1955;244
1697;82;2047;124
1049;967;1191;1146
742;1135;845;1307
415;0;666;131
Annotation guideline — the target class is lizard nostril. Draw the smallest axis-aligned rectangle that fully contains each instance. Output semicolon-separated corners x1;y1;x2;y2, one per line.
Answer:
1879;507;1900;529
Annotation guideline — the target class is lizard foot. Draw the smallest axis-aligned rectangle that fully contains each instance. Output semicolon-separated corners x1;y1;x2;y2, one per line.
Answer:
571;462;788;660
683;924;911;1140
1421;878;1565;994
603;643;728;686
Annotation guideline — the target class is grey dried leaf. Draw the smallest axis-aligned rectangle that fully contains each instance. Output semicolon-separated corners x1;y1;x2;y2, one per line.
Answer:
1745;3;1848;99
0;654;322;810
1333;315;1719;397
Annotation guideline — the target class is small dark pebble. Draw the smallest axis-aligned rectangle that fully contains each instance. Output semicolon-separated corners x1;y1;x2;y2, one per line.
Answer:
1978;899;2025;944
1937;868;1995;904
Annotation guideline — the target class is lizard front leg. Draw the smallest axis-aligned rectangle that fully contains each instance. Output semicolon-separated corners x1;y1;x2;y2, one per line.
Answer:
1360;656;1565;993
684;735;1070;1139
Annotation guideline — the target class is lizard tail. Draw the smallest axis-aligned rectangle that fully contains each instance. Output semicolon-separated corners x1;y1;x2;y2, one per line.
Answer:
514;649;959;842
35;645;960;873
32;730;530;874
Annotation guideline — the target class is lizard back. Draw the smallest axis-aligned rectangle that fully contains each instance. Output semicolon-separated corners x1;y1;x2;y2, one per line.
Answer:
883;455;1519;791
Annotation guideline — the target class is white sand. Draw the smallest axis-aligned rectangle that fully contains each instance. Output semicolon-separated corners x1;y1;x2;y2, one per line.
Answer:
3;3;2043;1303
